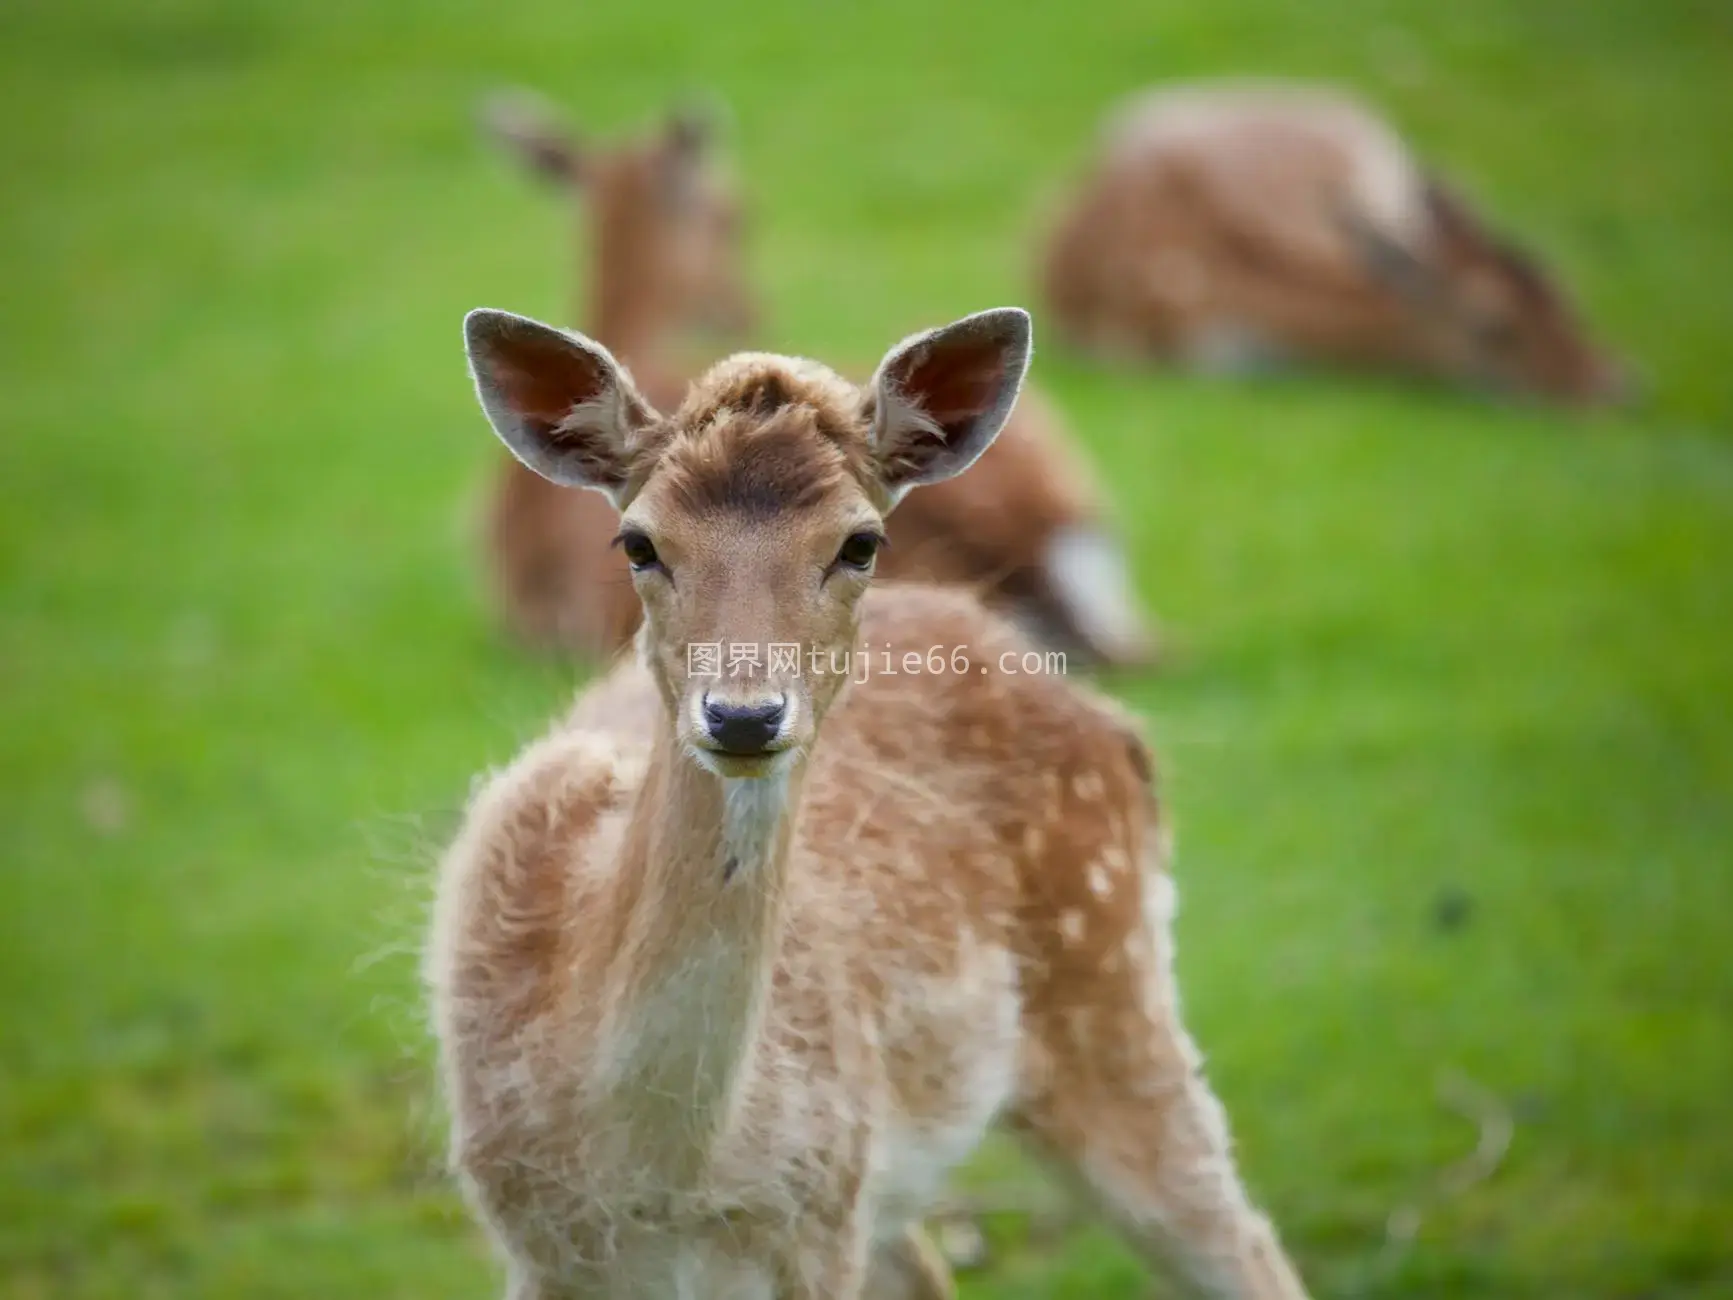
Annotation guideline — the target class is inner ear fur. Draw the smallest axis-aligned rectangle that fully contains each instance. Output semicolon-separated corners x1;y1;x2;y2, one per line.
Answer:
868;307;1033;498
463;309;658;502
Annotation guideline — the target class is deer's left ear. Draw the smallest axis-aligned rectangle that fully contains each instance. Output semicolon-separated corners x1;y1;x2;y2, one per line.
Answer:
866;307;1032;503
665;97;722;159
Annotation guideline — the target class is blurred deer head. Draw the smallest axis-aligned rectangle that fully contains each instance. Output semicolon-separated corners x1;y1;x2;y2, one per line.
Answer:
1348;179;1633;406
481;89;756;349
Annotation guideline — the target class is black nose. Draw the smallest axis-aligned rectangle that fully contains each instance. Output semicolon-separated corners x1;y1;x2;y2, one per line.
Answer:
703;696;786;756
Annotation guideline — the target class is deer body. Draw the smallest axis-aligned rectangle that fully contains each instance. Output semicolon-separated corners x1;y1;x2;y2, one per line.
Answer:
437;594;1059;1294
1042;81;1627;402
480;91;1154;668
430;306;1306;1297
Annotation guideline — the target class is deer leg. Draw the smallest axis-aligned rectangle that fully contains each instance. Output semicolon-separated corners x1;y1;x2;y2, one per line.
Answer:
773;1203;872;1300
501;1264;582;1300
862;1223;956;1300
1012;859;1308;1299
1012;1022;1307;1299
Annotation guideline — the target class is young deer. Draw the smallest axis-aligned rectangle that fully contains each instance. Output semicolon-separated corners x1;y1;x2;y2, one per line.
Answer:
1041;81;1631;404
481;90;1156;668
428;304;1308;1298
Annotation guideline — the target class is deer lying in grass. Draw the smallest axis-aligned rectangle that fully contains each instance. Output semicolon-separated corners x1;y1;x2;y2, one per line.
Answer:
428;303;1308;1298
481;91;1155;669
1041;81;1631;404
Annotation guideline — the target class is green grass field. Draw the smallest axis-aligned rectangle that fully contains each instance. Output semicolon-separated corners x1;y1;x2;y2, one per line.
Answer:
3;0;1731;1295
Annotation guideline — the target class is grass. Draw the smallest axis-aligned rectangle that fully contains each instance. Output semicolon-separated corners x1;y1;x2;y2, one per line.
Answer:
2;0;1731;1295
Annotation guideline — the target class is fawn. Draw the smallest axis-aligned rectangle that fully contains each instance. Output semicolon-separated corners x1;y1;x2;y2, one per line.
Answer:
480;90;1155;668
1041;80;1631;404
428;304;1308;1298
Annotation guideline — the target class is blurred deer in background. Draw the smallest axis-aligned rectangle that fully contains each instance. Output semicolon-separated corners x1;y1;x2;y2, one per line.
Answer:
431;303;1309;1299
479;91;752;658
1041;81;1632;405
480;90;1157;670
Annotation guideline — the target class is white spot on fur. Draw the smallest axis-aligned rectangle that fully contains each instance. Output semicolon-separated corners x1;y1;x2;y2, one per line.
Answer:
1059;909;1087;945
1089;863;1113;899
1144;867;1178;933
1042;527;1151;666
1023;823;1046;857
1124;934;1148;973
1072;770;1106;803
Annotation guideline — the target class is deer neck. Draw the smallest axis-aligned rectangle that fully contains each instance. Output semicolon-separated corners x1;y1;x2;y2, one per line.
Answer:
592;712;802;1158
586;280;670;371
583;216;682;379
585;279;693;412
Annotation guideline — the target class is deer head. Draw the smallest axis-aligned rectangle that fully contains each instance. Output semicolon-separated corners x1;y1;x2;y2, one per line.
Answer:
481;90;756;346
1347;179;1633;406
465;306;1032;777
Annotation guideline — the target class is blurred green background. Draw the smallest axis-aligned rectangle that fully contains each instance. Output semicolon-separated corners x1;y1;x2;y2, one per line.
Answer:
3;0;1731;1296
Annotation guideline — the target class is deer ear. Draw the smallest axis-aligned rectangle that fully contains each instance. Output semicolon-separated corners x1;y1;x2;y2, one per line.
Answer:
479;89;588;187
659;97;726;209
1338;204;1436;306
666;110;710;159
867;307;1032;502
463;309;658;504
665;94;728;159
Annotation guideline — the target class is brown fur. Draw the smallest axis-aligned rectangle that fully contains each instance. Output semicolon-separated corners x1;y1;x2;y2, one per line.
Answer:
479;90;1157;668
432;314;1307;1298
1040;80;1630;404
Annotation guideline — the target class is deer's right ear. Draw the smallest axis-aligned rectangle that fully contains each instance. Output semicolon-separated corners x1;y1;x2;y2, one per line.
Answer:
479;89;588;187
464;309;658;504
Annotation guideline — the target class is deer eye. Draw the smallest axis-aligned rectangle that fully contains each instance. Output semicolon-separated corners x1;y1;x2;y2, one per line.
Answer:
833;531;883;572
616;529;661;572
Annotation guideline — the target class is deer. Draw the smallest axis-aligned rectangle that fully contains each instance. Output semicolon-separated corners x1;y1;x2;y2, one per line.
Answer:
427;302;1310;1299
479;90;1156;670
1040;80;1633;405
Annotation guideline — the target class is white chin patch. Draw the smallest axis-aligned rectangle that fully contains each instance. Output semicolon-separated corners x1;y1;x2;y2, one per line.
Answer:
721;770;790;870
1042;526;1151;664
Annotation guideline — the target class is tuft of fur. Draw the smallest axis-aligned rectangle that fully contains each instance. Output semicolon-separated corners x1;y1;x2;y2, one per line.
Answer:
650;356;877;518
